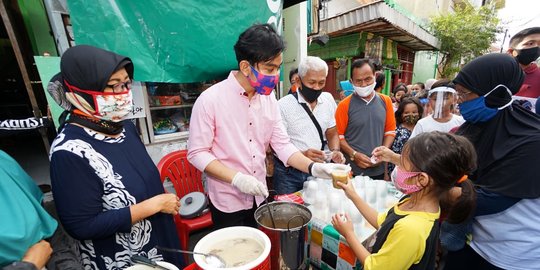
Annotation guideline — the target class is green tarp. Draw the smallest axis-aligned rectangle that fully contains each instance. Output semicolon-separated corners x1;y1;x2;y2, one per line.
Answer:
308;32;398;66
68;0;282;83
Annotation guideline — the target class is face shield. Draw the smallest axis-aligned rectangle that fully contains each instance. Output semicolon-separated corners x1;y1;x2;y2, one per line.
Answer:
428;87;456;119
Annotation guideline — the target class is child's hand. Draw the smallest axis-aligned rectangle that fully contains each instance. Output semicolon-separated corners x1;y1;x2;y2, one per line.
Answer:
372;146;400;165
337;178;357;199
372;146;393;162
331;213;354;238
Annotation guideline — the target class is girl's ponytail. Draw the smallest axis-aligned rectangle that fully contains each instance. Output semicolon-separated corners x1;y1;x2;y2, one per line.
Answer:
442;179;476;224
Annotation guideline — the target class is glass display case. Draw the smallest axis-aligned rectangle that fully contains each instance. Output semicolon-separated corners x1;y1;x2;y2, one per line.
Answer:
143;82;210;143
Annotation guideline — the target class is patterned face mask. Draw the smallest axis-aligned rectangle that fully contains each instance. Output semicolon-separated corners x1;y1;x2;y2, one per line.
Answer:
64;79;133;122
403;114;419;125
392;166;424;194
246;65;279;95
94;91;133;122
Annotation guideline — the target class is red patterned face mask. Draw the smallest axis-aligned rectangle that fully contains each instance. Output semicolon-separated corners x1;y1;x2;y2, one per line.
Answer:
246;65;279;95
392;166;424;194
64;80;133;122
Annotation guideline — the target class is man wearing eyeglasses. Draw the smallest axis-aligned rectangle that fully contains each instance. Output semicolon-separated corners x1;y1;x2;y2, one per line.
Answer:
335;59;396;179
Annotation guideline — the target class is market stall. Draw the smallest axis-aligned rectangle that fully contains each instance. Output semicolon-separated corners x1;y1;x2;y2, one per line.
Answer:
39;0;284;162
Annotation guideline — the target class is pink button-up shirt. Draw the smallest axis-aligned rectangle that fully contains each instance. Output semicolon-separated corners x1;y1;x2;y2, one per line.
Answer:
187;71;298;213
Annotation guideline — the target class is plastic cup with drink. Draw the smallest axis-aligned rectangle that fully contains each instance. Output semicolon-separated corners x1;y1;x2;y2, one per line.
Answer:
331;166;352;189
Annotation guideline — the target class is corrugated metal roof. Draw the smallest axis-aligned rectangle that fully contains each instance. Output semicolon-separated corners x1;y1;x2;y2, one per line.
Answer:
320;0;440;51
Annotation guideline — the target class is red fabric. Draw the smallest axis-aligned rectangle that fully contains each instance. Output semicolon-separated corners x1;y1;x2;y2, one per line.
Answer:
516;63;540;98
274;193;304;204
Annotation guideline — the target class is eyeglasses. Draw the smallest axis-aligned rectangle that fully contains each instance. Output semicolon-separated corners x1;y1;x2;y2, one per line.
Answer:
456;90;473;100
106;80;132;94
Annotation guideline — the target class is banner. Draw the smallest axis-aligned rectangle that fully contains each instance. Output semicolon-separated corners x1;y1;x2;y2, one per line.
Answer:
68;0;283;83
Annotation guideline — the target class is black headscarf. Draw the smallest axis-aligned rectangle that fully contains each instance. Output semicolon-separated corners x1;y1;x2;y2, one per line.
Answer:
454;53;540;198
48;45;133;135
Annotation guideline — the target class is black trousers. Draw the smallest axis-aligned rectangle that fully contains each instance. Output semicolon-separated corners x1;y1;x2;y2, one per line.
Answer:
443;245;504;270
209;199;258;230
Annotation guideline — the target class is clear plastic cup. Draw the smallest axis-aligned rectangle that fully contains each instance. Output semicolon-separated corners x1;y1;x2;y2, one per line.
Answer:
331;167;351;189
324;150;333;163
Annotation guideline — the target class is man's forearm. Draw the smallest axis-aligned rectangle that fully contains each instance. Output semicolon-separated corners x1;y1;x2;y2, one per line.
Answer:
287;151;312;173
204;160;238;183
326;128;340;151
340;139;355;157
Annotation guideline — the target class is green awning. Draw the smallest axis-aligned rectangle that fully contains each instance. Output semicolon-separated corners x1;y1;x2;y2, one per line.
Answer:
308;32;398;65
308;33;362;60
68;0;282;83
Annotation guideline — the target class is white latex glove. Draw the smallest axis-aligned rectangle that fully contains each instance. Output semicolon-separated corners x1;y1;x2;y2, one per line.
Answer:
310;163;351;179
231;172;269;197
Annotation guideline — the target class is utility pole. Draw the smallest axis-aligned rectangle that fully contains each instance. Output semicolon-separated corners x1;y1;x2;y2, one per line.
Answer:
500;28;509;53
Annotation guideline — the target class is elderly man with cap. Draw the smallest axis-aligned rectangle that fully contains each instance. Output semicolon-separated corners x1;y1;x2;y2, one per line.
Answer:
442;53;540;270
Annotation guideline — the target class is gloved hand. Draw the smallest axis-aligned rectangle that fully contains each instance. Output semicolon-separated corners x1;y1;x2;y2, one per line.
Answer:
231;172;269;197
310;163;351;179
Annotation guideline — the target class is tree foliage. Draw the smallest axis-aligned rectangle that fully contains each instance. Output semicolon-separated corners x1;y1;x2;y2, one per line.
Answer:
429;4;500;77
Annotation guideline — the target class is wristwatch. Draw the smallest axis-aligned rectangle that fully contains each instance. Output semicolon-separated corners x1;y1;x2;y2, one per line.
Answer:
350;150;357;161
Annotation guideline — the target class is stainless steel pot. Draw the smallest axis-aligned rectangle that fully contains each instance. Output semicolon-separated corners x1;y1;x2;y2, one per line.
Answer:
255;201;312;270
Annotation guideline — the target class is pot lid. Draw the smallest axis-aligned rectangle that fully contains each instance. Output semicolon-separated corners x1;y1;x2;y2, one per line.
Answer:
179;192;207;219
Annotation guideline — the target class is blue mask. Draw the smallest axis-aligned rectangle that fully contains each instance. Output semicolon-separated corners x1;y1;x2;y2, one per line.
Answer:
459;84;513;123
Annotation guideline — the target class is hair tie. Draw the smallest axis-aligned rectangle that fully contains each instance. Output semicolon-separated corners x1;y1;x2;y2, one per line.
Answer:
457;175;468;184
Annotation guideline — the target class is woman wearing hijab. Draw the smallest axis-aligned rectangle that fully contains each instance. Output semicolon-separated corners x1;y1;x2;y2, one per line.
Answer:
48;45;184;269
444;53;540;270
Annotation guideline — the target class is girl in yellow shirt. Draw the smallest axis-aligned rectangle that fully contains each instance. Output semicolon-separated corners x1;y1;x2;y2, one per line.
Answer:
332;132;476;270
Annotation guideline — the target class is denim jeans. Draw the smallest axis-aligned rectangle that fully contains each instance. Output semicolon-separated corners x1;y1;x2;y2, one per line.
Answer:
273;156;310;195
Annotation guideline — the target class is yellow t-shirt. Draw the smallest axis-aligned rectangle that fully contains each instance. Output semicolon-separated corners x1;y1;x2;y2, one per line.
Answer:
363;198;440;270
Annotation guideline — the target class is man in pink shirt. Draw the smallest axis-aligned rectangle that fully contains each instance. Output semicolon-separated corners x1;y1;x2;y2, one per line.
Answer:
187;24;348;229
507;27;540;99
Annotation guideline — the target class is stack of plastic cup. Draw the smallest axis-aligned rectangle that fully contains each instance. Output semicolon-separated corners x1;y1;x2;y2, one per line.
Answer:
328;191;342;222
375;181;388;211
314;191;328;221
303;180;318;205
365;180;377;208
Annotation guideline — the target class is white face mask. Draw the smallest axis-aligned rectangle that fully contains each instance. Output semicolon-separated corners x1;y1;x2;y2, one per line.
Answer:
353;81;376;97
95;91;133;122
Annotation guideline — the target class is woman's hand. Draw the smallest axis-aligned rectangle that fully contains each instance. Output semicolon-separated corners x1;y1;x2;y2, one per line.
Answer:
22;240;52;269
331;213;354;239
153;194;180;215
337;177;357;200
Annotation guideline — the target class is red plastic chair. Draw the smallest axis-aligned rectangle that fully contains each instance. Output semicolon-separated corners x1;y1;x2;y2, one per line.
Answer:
157;150;213;258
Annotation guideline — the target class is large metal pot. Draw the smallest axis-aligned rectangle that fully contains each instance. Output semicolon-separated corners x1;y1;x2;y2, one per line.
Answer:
254;201;312;270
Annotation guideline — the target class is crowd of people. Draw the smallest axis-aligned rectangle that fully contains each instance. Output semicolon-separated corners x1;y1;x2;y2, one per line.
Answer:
1;23;539;270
